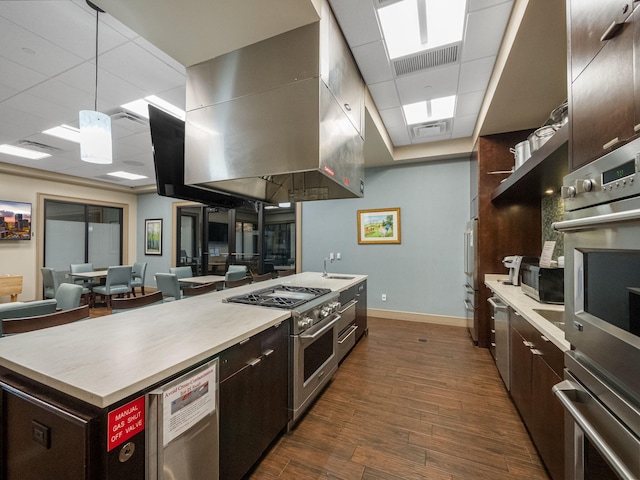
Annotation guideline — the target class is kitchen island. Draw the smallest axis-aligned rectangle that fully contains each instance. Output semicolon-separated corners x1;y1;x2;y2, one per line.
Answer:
0;272;366;480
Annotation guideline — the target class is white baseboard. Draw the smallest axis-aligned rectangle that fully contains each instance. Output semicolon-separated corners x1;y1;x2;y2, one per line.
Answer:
367;308;466;328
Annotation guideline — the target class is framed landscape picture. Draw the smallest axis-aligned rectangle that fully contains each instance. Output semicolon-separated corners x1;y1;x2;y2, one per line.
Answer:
145;218;162;255
357;208;401;244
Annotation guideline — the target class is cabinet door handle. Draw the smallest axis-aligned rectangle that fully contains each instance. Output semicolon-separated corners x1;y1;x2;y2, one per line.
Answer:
491;342;496;348
530;349;543;356
248;357;262;367
523;340;534;348
603;137;620;150
600;3;633;41
239;337;251;345
262;348;274;357
541;335;550;342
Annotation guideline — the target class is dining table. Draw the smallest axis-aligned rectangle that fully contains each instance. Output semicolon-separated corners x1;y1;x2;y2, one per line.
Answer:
70;270;109;280
180;275;226;285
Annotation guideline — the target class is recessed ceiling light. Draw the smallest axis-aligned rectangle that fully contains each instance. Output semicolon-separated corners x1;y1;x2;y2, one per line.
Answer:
42;124;81;143
121;96;185;120
107;171;148;180
0;144;51;160
545;189;555;195
378;0;467;59
403;95;456;124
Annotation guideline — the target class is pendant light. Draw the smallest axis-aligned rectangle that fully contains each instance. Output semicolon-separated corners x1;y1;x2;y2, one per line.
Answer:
79;0;112;164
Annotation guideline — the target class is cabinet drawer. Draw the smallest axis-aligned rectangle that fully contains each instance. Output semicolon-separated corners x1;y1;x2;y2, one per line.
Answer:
511;311;564;377
219;335;261;382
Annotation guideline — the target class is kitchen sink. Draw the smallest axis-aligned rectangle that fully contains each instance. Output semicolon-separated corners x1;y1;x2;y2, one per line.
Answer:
533;309;565;329
324;275;355;280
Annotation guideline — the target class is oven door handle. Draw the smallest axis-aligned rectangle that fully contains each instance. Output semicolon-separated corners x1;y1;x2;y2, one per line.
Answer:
300;315;340;340
552;380;637;480
339;299;358;314
553;207;640;232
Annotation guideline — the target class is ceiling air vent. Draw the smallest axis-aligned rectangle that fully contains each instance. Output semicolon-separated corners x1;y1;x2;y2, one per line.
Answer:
393;43;459;76
109;110;148;126
412;121;449;138
17;139;63;154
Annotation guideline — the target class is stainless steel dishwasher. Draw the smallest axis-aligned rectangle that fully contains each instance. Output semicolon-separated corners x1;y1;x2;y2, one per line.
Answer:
488;296;510;390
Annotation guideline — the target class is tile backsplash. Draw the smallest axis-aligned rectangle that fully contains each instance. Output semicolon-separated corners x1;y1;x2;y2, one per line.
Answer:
542;194;564;260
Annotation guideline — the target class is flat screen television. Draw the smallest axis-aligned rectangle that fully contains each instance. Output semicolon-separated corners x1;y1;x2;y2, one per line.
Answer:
148;105;247;209
208;222;229;243
0;200;32;240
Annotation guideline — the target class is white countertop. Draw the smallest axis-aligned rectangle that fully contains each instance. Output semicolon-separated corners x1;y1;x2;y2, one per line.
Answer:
485;274;570;352
0;272;366;408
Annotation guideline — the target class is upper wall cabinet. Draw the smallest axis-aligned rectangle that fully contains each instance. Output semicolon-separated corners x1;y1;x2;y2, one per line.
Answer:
568;1;639;170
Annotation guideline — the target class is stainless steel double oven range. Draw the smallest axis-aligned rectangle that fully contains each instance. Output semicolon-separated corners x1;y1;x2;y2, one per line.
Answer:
554;137;640;480
224;284;341;429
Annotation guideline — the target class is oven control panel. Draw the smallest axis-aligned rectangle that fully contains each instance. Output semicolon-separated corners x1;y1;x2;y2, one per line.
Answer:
563;140;640;211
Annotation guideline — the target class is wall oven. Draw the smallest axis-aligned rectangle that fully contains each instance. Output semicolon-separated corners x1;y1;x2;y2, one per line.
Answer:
553;137;640;479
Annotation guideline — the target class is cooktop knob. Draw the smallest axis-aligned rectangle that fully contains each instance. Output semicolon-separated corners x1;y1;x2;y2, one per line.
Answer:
582;179;594;192
561;185;577;199
298;317;313;329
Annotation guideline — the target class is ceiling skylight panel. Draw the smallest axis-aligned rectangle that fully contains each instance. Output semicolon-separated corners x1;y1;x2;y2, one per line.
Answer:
378;0;467;59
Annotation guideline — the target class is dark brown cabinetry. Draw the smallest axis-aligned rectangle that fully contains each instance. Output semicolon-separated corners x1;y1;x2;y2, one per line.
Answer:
568;0;639;170
509;311;564;480
473;133;542;348
219;321;289;480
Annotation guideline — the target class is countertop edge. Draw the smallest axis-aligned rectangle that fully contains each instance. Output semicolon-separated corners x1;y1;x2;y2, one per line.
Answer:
485;274;570;352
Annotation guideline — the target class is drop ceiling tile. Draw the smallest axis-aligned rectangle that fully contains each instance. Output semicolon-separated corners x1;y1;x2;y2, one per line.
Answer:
0;16;84;77
327;0;381;47
412;132;452;144
22;132;77;153
28;78;95;114
0;57;48;92
456;90;485;117
395;64;460;105
368;81;400;110
387;126;411;146
451;114;477;138
458;56;496;94
461;2;512;62
134;36;186;74
379;107;405;129
0;1;128;60
117;131;152;152
468;0;513;13
0;103;59;143
351;41;393;84
155;85;187;110
100;42;185;94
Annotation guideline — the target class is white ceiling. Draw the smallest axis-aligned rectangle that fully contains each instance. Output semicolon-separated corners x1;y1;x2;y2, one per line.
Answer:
0;0;567;190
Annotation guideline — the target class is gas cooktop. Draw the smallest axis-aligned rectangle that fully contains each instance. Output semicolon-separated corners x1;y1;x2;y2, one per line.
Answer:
223;285;333;309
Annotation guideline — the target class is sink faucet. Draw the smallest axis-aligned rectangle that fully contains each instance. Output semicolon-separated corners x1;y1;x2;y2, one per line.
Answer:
322;256;334;277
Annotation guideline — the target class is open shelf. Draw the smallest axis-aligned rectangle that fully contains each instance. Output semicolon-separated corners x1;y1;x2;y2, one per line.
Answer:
491;123;569;204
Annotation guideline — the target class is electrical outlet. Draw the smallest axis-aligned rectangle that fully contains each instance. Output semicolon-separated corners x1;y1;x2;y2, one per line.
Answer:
381;294;387;301
329;252;335;261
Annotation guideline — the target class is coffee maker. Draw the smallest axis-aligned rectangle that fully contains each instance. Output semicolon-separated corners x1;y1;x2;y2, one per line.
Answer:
502;255;524;285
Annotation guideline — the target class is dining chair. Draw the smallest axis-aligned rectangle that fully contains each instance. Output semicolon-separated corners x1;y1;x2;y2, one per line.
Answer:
182;282;223;297
225;277;253;289
169;266;195;288
131;262;148;296
2;305;90;336
92;266;132;310
225;265;248;283
155;273;182;301
54;283;83;311
251;272;274;283
69;263;96;305
40;267;59;299
111;291;164;313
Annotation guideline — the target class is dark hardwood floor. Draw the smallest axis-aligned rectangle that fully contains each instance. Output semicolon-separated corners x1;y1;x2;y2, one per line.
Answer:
249;317;549;480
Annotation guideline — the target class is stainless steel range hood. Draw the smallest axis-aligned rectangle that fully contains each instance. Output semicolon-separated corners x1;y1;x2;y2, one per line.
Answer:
183;1;364;203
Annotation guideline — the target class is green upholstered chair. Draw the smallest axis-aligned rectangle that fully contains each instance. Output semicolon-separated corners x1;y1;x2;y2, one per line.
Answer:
54;283;83;311
155;273;182;301
169;266;194;288
40;267;59;299
92;266;132;310
131;262;147;296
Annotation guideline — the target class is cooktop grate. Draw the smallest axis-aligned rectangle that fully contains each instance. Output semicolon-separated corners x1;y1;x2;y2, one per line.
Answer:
224;285;332;309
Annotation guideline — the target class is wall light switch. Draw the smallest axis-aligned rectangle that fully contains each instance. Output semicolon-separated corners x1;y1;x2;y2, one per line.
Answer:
329;252;335;261
336;253;341;260
381;294;387;301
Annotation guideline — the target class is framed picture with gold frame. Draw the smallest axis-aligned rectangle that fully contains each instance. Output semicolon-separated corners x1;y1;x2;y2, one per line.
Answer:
357;208;401;244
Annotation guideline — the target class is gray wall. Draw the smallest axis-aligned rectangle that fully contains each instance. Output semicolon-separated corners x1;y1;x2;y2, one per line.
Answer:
136;193;176;287
301;158;470;318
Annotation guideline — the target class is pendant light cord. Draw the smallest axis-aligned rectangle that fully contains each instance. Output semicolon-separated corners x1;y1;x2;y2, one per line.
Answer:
94;8;99;111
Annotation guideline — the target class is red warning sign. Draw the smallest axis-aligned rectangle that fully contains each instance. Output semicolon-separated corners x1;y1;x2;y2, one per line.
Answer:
107;396;145;451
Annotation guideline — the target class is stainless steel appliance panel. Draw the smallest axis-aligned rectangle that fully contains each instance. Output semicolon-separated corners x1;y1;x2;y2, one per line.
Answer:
336;299;357;362
147;359;219;480
488;297;510;390
554;194;640;395
553;353;640;479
